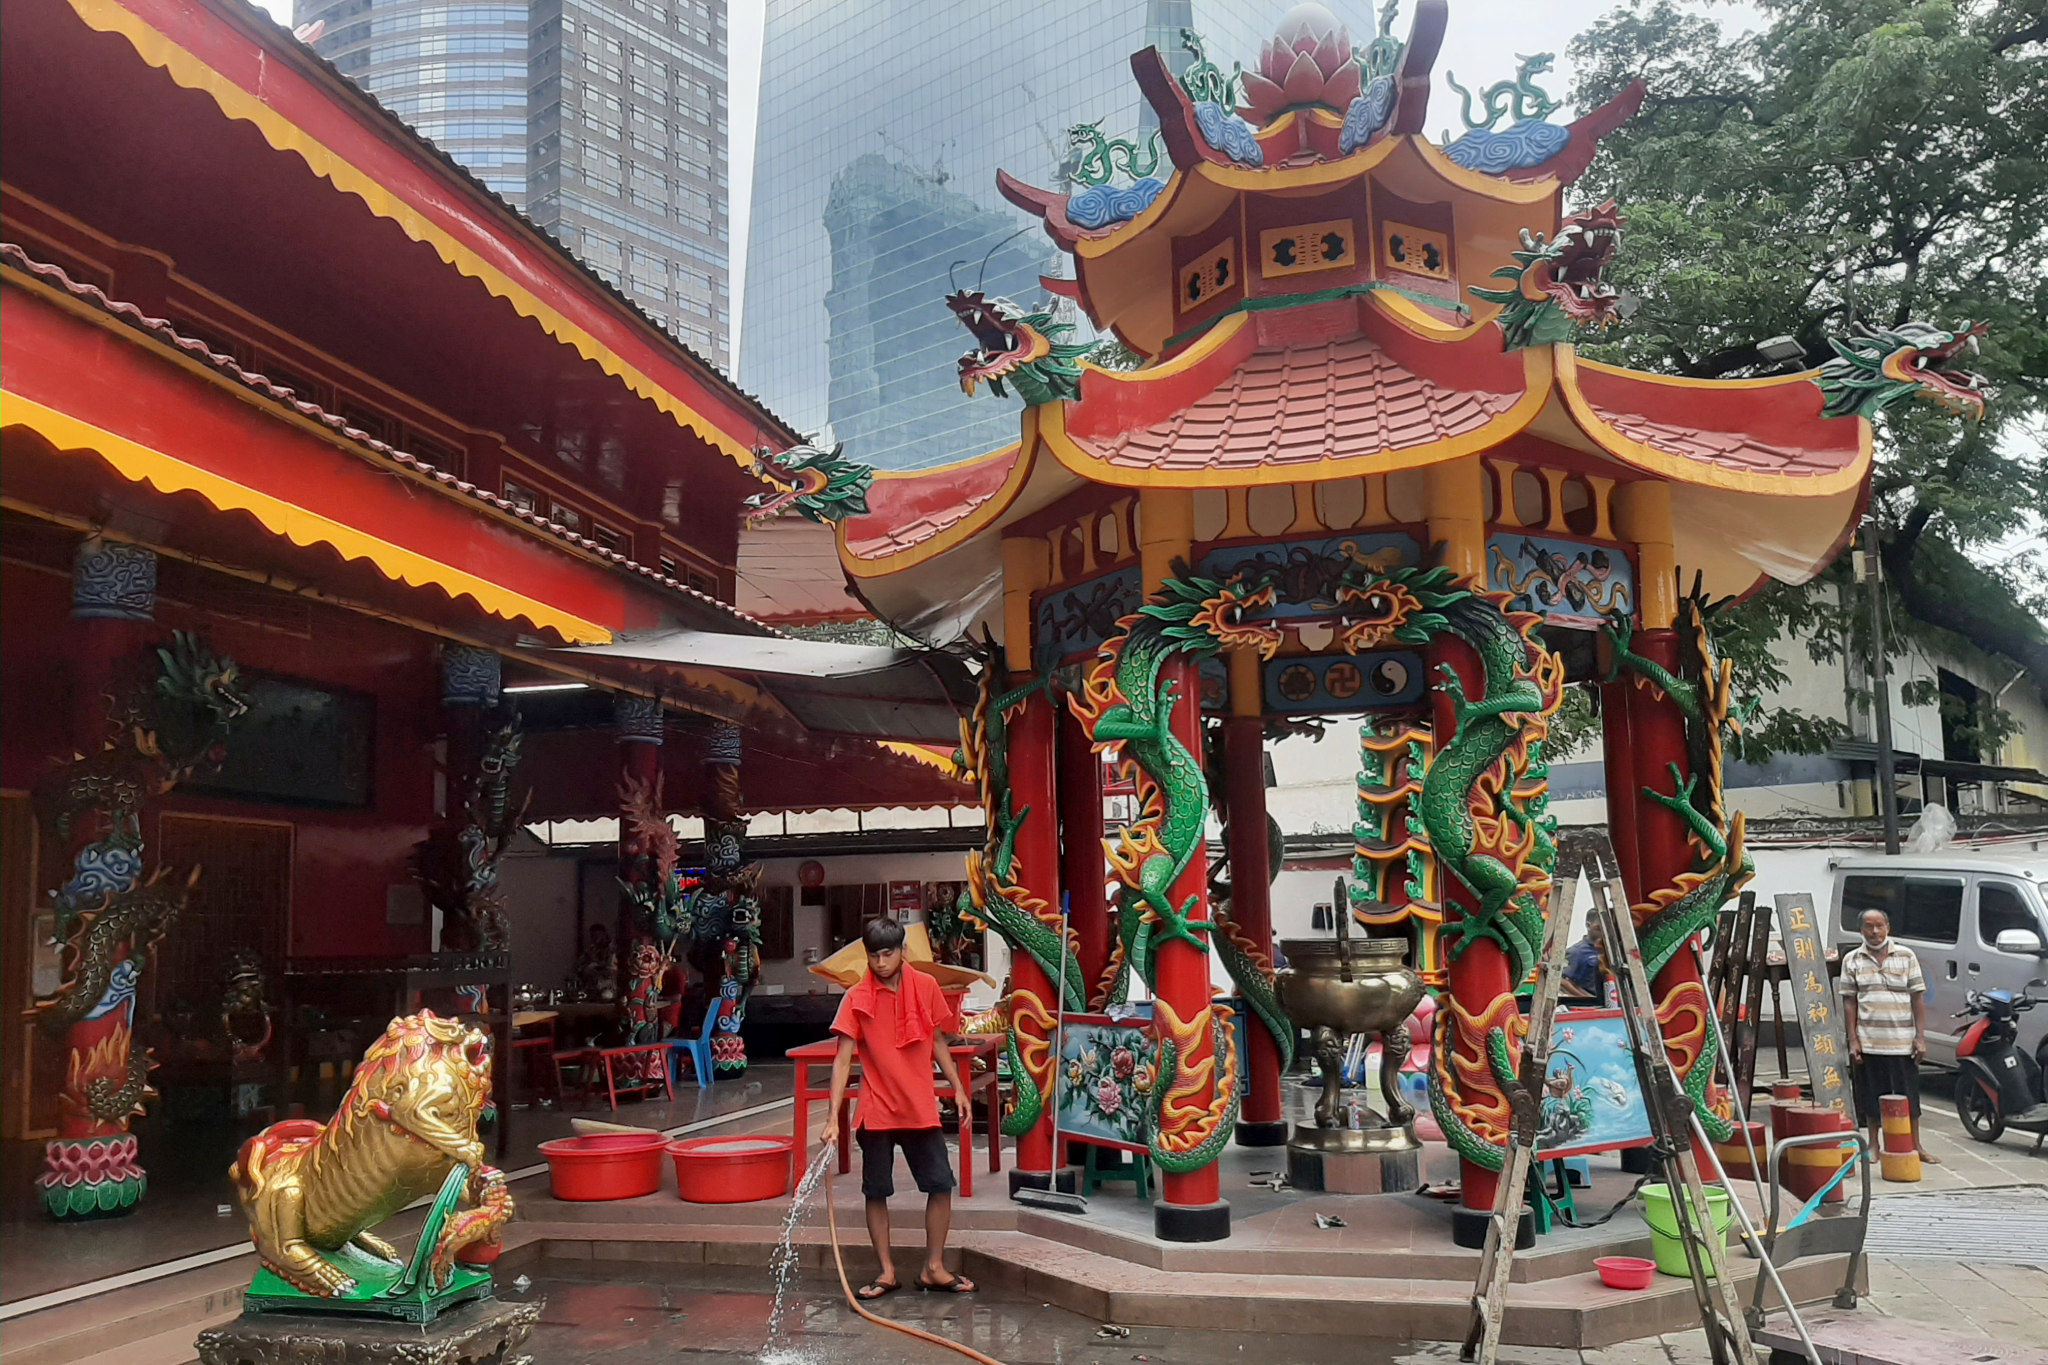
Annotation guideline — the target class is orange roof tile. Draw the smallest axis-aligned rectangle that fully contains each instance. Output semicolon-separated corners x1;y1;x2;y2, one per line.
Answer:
1077;335;1521;473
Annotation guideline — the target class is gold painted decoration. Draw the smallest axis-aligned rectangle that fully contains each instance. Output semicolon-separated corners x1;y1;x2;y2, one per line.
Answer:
228;1012;511;1298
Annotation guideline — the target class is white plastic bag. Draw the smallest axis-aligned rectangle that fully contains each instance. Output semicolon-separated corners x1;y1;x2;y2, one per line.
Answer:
1904;804;1956;853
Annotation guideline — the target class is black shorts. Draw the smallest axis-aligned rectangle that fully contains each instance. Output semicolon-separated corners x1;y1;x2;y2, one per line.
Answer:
1852;1053;1921;1123
856;1126;955;1200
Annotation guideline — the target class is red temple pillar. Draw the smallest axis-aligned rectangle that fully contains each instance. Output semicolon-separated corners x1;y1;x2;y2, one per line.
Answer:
1136;489;1228;1241
1005;682;1064;1183
1055;702;1110;1004
1425;461;1518;1243
40;538;158;1219
1611;483;1718;1156
1597;672;1642;903
998;536;1065;1193
1155;653;1226;1235
1224;648;1285;1146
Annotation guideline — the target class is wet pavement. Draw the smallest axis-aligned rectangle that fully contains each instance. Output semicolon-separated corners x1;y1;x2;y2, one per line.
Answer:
506;1262;1486;1365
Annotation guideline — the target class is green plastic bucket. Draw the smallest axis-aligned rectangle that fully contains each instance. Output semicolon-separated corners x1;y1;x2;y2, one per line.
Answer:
1639;1182;1732;1278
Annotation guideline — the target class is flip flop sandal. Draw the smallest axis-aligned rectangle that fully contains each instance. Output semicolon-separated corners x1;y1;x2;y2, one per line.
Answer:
856;1280;902;1300
919;1274;976;1294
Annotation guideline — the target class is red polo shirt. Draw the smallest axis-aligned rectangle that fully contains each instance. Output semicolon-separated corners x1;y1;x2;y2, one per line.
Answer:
831;968;947;1131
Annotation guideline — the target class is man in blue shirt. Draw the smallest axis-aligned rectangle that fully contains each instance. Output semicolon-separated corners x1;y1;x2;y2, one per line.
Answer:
1563;918;1607;1002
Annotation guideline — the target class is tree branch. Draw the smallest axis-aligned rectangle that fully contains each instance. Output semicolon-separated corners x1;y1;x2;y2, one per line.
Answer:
1992;15;2048;54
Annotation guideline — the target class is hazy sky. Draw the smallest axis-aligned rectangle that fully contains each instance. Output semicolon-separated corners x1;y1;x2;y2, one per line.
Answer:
254;0;1769;355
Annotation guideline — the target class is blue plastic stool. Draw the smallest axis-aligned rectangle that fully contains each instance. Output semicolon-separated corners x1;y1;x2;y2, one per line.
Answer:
667;995;719;1087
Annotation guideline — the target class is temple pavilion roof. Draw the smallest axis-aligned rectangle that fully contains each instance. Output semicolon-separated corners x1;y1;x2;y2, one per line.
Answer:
831;2;1932;645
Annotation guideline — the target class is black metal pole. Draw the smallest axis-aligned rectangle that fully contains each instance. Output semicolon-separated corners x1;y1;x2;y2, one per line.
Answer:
1863;521;1901;854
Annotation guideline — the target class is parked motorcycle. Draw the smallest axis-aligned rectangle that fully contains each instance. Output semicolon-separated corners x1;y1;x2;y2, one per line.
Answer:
1954;978;2048;1148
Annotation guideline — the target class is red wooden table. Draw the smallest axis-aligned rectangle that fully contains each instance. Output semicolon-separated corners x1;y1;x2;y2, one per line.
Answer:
785;1034;1004;1197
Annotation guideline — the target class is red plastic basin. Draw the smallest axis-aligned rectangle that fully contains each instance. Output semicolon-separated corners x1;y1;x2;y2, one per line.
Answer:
667;1135;795;1203
537;1133;668;1201
1595;1256;1657;1291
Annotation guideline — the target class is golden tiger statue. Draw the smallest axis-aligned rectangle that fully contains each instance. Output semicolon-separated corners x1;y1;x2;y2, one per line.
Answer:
229;1011;512;1297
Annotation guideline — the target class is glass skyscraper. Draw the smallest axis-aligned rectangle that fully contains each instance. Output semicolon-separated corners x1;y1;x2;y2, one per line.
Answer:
740;1;1378;471
302;0;731;359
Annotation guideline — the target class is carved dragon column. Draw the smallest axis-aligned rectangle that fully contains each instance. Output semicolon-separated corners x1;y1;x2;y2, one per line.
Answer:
1608;484;1718;1159
1223;648;1286;1147
999;536;1064;1191
1138;490;1229;1242
614;695;666;1067
1426;461;1518;1240
41;538;159;1219
700;721;758;1077
1055;702;1110;1005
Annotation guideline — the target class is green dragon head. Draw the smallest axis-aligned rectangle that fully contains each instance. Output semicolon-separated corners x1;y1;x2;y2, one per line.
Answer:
1817;320;1987;421
1468;200;1625;352
946;290;1095;407
744;441;874;527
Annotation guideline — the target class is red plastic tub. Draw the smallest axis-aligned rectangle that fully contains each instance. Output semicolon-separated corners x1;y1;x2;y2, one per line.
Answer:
537;1133;669;1201
1595;1256;1657;1291
667;1135;795;1203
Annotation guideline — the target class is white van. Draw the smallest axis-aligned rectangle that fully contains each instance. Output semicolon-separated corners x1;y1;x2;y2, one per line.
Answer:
1828;851;2048;1070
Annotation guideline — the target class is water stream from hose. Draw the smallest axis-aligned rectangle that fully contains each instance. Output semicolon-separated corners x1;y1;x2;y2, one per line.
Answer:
766;1146;836;1347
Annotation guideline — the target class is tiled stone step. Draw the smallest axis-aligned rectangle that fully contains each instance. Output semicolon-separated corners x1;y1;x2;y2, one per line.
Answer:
0;1257;250;1365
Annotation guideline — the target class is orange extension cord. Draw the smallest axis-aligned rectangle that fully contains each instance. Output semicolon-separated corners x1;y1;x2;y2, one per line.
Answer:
821;1161;1009;1365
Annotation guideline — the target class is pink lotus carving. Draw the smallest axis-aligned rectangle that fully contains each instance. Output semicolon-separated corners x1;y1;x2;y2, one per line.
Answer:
1239;3;1361;125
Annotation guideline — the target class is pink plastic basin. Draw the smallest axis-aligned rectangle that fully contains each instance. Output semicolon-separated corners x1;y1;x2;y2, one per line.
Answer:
1595;1256;1657;1291
537;1133;668;1201
667;1135;795;1203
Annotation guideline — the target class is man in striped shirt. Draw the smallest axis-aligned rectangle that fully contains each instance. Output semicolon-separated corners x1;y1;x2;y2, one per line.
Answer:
1841;909;1938;1164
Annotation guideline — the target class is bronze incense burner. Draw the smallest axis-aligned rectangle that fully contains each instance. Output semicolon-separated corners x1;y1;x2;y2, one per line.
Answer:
1276;885;1424;1155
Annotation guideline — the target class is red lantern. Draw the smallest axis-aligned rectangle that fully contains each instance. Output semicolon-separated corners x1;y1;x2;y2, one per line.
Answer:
798;860;826;889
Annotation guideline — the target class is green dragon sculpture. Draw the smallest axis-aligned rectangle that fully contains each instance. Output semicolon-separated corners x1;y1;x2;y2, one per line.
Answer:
1067;121;1166;187
1445;52;1562;131
1072;566;1285;996
955;664;1089;1009
955;659;1089;1137
1815;320;1987;420
1468;201;1625;351
1603;599;1758;1140
946;290;1095;407
744;440;874;527
1073;556;1562;1173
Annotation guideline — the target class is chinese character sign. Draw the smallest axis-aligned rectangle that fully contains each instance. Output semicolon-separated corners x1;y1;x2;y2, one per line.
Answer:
1777;892;1851;1118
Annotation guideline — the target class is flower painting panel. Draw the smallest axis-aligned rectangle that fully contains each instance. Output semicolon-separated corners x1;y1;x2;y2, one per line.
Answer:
1054;1014;1151;1152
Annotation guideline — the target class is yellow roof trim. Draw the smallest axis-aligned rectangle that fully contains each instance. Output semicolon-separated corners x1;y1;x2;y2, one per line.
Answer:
1552;348;1872;498
66;0;763;475
3;391;614;643
1035;346;1553;489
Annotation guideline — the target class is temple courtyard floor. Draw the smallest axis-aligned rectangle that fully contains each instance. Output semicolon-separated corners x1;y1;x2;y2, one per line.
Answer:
4;1063;2043;1364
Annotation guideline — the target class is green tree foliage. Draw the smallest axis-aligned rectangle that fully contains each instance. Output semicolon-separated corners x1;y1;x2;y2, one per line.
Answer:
1560;0;2048;755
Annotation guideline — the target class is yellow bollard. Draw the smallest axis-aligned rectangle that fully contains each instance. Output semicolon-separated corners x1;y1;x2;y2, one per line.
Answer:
1879;1093;1921;1182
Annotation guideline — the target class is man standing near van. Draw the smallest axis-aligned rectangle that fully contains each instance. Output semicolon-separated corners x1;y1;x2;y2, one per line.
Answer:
1841;908;1940;1164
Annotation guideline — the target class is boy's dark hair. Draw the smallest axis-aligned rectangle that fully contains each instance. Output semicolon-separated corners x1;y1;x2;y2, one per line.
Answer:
863;917;907;954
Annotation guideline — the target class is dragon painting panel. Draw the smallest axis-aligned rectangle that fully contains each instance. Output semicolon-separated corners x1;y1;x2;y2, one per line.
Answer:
1487;533;1634;630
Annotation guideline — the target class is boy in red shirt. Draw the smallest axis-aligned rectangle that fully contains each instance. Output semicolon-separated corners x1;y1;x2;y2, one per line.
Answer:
820;917;976;1298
